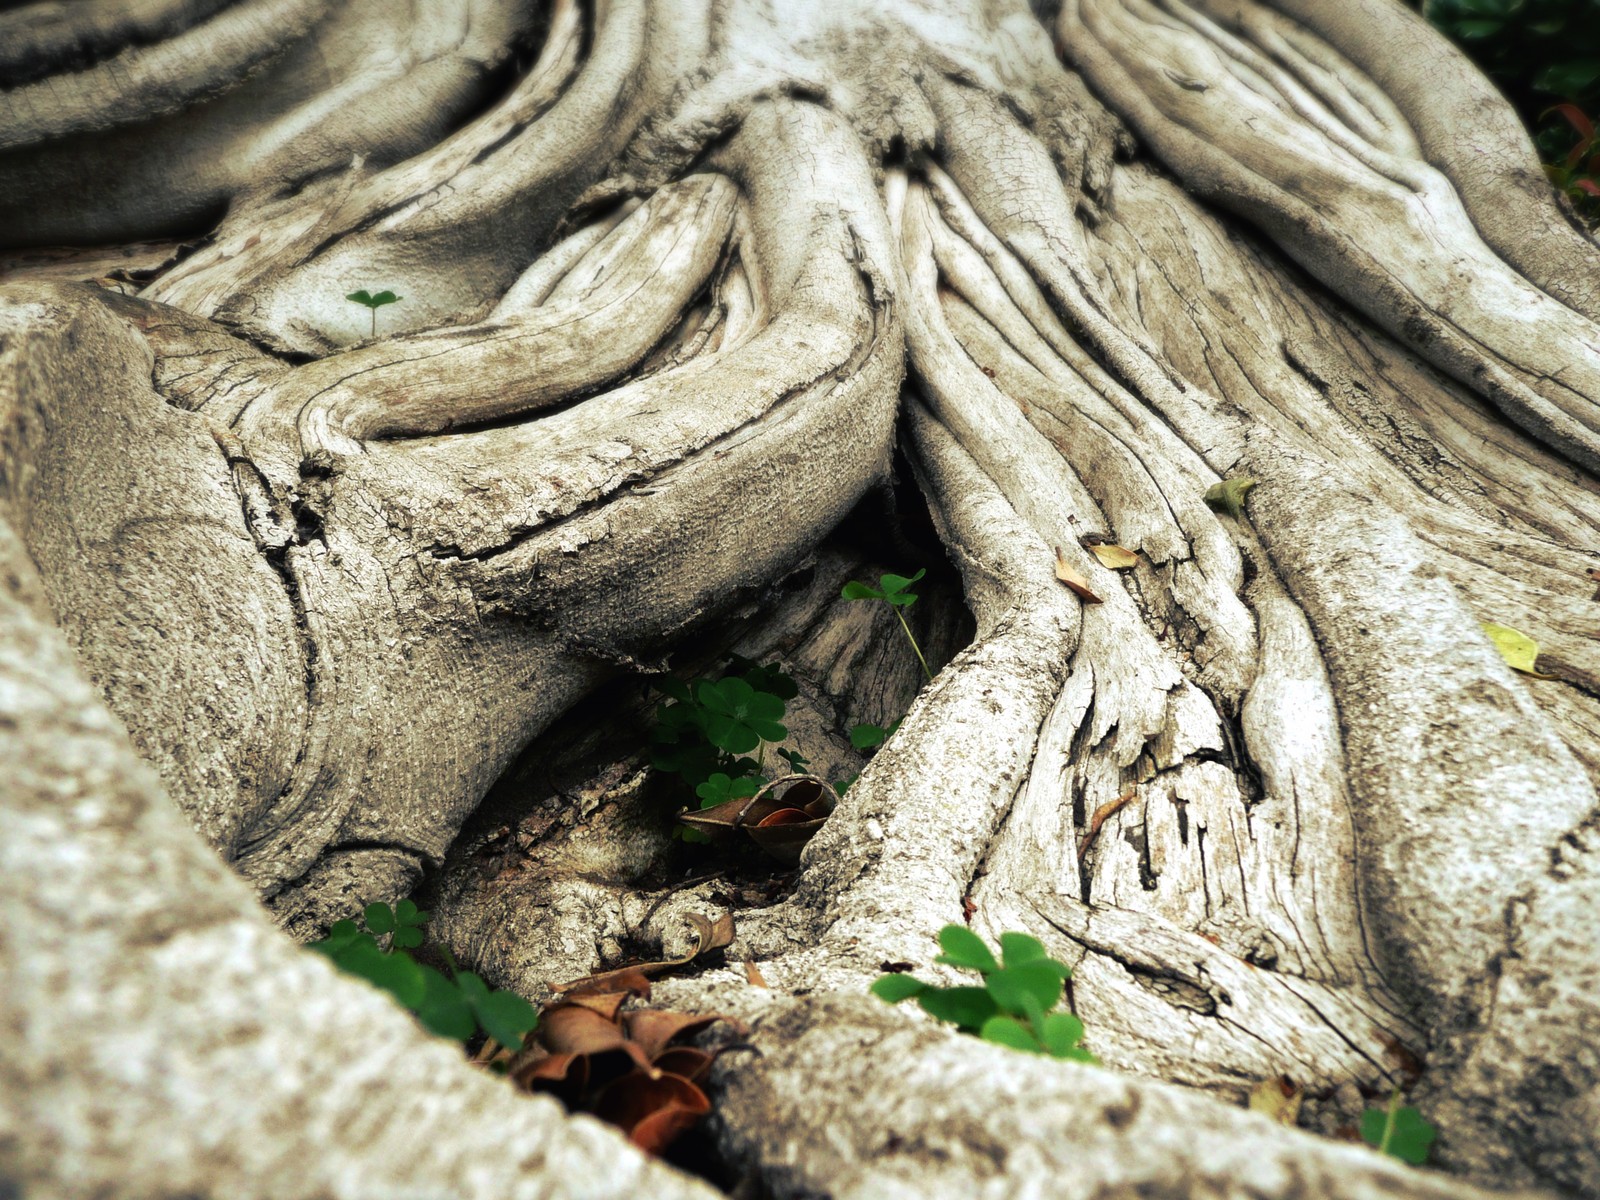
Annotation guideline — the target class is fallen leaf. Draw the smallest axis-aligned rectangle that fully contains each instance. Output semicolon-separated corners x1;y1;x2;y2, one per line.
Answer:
1054;548;1104;604
623;1010;724;1060
1078;788;1137;862
744;960;769;988
1204;476;1257;518
1482;622;1556;678
1249;1075;1303;1125
677;776;836;862
1587;567;1600;601
551;914;733;995
551;966;653;998
1088;543;1138;570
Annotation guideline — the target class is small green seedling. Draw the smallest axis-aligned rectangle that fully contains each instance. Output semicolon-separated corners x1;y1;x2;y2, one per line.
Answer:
310;900;538;1050
1360;1088;1437;1166
842;569;933;681
872;925;1094;1062
346;288;403;337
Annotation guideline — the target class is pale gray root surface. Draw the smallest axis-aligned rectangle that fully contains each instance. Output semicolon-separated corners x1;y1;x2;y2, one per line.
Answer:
0;497;718;1200
2;0;1599;1198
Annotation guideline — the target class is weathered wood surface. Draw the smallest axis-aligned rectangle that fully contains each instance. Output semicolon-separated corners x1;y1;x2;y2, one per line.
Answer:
2;0;1597;1196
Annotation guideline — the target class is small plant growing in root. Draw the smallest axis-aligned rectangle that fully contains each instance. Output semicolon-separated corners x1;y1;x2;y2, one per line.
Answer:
841;567;934;681
1360;1087;1438;1166
872;925;1095;1062
651;657;836;860
345;288;403;337
310;900;538;1050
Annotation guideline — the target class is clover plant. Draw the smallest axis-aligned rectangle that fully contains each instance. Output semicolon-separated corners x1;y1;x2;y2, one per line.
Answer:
652;655;902;834
872;925;1094;1062
842;568;933;681
310;900;537;1050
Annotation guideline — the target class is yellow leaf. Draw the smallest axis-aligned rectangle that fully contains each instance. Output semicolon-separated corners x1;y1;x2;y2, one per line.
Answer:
1482;622;1555;678
1248;1076;1303;1125
1204;475;1257;518
1054;549;1103;604
1089;543;1138;570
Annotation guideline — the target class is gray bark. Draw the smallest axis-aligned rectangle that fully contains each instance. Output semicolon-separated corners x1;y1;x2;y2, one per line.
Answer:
2;0;1597;1198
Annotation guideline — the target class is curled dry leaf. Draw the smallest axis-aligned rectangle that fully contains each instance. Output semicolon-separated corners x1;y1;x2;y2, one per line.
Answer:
1088;542;1138;570
549;912;733;995
678;775;835;864
1053;547;1104;604
510;988;730;1156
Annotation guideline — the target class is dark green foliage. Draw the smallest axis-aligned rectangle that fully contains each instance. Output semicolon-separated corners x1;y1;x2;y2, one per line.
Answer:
871;926;1094;1062
309;902;538;1050
1425;0;1600;214
651;661;801;840
841;568;926;607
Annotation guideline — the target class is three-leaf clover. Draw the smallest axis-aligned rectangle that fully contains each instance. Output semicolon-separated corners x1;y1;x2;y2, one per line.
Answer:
871;926;1092;1062
364;899;428;949
346;288;403;337
841;569;933;681
309;899;538;1050
694;772;762;809
842;568;925;607
696;676;787;755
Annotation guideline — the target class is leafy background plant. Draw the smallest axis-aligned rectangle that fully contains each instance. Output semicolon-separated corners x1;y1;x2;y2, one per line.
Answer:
651;638;908;832
1424;0;1600;216
872;925;1095;1062
310;900;538;1050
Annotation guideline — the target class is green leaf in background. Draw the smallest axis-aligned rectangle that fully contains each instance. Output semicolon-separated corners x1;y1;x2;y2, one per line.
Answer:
984;962;1066;1019
917;986;1000;1032
473;990;539;1050
979;1015;1042;1054
998;932;1048;969
414;965;476;1041
850;723;888;750
1361;1094;1437;1165
1038;1012;1093;1061
364;902;396;935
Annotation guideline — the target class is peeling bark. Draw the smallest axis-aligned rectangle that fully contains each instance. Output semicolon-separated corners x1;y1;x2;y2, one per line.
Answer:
2;1;1598;1198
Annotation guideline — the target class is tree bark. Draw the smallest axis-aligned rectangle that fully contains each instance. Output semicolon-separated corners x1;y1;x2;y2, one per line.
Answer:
2;0;1597;1197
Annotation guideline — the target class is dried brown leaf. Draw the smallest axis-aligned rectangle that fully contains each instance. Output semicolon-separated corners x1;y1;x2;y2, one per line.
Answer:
551;914;733;995
744;960;769;988
592;1070;712;1152
1089;542;1138;570
623;1010;724;1060
1078;788;1137;862
550;966;653;998
1053;547;1104;603
651;1047;714;1083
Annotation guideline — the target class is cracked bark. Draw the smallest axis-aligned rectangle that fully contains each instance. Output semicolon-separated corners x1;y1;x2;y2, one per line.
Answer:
2;1;1598;1198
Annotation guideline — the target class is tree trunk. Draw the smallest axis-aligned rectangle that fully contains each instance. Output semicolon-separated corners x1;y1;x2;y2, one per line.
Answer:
2;0;1598;1197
